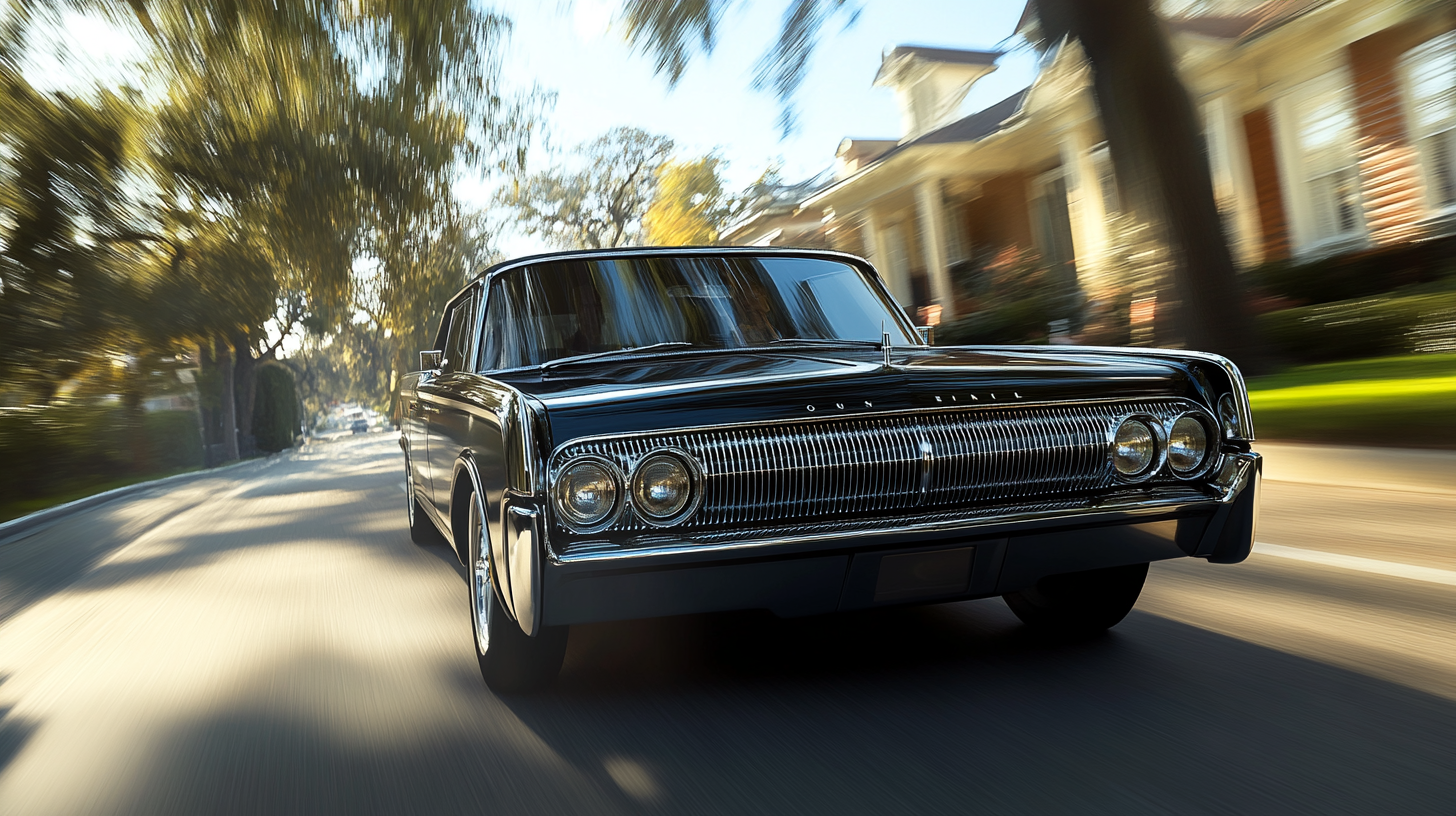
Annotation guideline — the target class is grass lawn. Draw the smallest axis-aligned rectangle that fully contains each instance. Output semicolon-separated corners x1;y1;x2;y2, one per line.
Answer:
1247;353;1456;447
0;467;202;525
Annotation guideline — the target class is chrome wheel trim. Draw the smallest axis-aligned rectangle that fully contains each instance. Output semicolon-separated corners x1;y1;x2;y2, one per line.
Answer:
469;492;491;656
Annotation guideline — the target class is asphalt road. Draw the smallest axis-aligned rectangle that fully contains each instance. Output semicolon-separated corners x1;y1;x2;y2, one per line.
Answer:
1;434;1453;815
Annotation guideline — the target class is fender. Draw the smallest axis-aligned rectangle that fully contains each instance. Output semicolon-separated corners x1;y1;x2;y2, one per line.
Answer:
455;449;544;637
455;454;512;618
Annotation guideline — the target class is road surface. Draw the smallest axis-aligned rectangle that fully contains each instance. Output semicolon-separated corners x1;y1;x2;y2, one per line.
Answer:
1;434;1453;814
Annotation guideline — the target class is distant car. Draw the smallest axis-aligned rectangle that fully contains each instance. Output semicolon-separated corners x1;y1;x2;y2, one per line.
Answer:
351;419;369;434
398;247;1260;692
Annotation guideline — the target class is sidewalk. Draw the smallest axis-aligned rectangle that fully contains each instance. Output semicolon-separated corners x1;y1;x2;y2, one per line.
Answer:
1255;441;1456;495
0;452;288;547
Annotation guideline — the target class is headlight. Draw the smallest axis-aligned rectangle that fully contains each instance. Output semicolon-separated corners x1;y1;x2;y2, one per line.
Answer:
554;459;619;528
631;453;694;523
1112;418;1157;478
1167;415;1210;475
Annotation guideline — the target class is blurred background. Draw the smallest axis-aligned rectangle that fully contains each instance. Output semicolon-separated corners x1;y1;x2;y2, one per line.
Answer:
1;0;1453;522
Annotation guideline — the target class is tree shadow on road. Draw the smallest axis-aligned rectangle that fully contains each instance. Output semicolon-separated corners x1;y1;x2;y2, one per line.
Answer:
492;604;1456;814
9;588;1456;815
0;674;39;784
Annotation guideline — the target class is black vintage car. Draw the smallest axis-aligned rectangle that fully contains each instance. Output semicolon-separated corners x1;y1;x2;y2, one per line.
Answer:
398;247;1260;691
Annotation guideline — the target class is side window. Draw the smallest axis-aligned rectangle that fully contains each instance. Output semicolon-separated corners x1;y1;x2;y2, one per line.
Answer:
479;282;506;371
440;292;478;373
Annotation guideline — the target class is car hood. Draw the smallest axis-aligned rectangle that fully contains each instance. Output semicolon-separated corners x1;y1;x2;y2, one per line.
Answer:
490;346;1222;447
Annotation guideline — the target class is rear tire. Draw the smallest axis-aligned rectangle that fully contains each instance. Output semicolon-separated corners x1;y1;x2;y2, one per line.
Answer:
1003;562;1149;635
406;457;441;546
467;492;568;693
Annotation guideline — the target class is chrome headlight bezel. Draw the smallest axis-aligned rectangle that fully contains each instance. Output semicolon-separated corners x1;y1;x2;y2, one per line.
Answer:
551;455;625;533
1218;393;1248;442
1165;410;1218;479
1109;414;1165;483
628;448;703;527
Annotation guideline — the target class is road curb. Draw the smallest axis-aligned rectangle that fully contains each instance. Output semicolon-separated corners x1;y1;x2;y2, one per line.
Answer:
0;452;289;547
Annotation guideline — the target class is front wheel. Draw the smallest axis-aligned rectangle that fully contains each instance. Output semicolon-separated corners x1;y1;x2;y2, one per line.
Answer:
1003;562;1149;635
467;492;568;693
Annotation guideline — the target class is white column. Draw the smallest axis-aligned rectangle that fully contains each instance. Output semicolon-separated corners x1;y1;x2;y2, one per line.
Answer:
863;208;912;306
1204;94;1261;267
1058;123;1109;290
914;179;954;320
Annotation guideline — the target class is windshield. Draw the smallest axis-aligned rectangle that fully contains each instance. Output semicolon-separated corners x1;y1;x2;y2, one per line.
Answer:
480;255;917;370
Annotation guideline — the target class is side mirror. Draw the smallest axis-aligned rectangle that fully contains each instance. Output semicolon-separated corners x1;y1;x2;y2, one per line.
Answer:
915;326;935;345
419;350;443;372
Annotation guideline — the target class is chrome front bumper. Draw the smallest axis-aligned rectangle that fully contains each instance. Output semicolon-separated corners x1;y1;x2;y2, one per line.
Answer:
537;453;1261;627
548;452;1262;566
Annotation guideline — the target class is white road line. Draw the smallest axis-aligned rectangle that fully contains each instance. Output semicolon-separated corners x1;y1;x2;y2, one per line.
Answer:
1254;541;1456;587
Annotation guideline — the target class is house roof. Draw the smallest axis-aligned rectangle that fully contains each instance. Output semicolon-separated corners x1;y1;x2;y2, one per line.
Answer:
1017;0;1327;45
802;87;1030;208
1165;1;1326;42
873;45;1002;83
874;87;1029;162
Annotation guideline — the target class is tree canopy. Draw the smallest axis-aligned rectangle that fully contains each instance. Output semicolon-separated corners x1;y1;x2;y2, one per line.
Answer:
498;127;676;249
1;0;535;456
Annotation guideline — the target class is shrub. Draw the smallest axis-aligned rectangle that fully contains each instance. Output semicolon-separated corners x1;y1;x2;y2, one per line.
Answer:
1245;234;1456;306
252;363;299;452
0;406;201;502
939;248;1080;345
1258;292;1456;363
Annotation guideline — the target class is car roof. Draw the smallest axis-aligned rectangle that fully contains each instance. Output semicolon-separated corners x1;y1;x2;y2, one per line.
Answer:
464;246;874;290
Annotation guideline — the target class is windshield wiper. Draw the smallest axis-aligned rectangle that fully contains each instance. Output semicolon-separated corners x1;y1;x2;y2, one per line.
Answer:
538;341;696;371
768;338;884;347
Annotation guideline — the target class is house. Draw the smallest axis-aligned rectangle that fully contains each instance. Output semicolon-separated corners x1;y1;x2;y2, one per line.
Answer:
785;0;1456;329
719;171;837;247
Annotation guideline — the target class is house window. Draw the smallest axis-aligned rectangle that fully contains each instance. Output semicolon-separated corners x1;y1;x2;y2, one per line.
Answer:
1031;168;1077;275
1287;72;1363;244
1092;144;1121;216
1403;32;1456;210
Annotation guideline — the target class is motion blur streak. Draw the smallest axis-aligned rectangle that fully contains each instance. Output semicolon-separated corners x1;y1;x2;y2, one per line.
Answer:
1;435;1454;814
1254;541;1456;587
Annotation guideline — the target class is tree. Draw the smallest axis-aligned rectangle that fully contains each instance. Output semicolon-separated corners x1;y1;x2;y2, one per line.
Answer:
2;0;534;458
1031;0;1261;367
252;362;299;452
499;127;675;248
642;156;743;245
616;0;1265;368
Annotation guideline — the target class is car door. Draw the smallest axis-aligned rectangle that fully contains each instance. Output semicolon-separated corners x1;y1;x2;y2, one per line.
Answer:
420;286;481;518
400;370;433;506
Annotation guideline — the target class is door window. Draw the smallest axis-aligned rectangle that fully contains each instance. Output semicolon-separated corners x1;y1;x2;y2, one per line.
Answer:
439;291;478;373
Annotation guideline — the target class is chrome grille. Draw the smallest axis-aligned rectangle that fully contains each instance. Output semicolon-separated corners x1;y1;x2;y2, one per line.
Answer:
552;399;1200;533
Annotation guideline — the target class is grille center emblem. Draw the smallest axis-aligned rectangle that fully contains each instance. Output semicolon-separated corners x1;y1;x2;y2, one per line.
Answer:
918;439;934;505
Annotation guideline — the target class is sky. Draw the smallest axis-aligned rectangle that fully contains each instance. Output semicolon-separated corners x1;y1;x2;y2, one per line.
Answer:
17;0;1040;258
476;0;1039;256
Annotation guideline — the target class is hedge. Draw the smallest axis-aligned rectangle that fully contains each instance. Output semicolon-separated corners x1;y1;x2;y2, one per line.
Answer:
252;363;299;453
1258;292;1456;363
1246;234;1456;306
0;406;201;503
